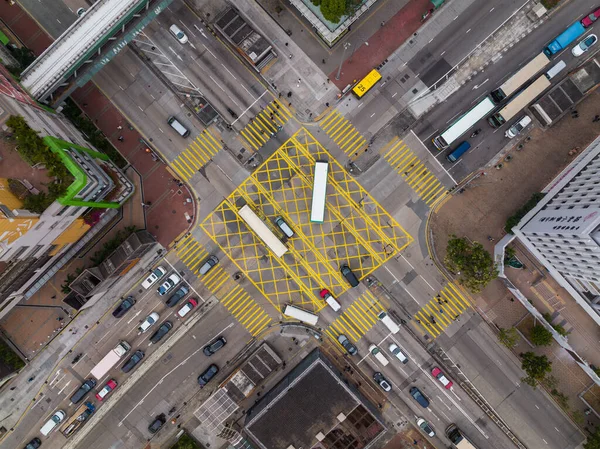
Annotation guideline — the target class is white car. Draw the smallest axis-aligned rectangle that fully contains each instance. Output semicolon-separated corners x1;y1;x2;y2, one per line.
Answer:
417;418;435;437
142;266;167;289
169;24;188;44
157;273;180;296
138;312;159;333
572;34;598;57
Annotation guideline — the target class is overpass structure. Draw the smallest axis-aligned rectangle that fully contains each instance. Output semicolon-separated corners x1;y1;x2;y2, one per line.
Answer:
21;0;173;106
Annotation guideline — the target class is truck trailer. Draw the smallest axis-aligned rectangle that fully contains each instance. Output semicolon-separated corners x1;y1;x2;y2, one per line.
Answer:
90;341;131;380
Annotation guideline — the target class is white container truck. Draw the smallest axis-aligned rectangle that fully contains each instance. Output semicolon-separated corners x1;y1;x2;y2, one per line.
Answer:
90;341;131;380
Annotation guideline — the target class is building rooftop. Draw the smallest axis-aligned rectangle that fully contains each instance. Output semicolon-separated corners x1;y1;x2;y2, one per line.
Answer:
245;350;385;449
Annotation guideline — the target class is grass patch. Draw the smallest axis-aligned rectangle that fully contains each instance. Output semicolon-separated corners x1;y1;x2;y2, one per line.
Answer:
541;0;561;8
0;337;25;371
170;434;204;449
505;192;545;233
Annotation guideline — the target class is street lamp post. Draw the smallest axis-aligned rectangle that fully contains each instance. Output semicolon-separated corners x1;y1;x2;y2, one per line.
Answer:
335;42;351;81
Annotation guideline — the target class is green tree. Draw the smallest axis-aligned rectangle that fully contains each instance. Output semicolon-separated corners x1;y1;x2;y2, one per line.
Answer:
584;428;600;449
320;0;346;23
498;327;519;348
520;352;552;387
444;235;498;293
530;324;553;346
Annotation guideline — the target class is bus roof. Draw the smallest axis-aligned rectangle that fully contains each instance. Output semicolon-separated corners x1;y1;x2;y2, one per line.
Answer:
437;97;495;147
310;161;328;222
494;53;550;100
238;205;288;258
496;76;551;122
352;69;382;98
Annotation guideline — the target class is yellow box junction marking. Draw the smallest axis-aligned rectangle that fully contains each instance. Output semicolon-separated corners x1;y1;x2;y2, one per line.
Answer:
413;283;471;338
171;130;221;182
201;128;413;315
325;291;386;345
383;137;447;206
239;100;292;151
320;110;368;158
174;234;271;336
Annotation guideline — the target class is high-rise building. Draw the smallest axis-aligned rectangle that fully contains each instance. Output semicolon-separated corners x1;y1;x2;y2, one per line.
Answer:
513;135;600;325
0;65;133;320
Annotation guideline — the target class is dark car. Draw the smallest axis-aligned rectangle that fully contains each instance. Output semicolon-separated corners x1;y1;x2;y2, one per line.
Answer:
340;264;359;287
203;336;226;356
121;350;144;373
337;334;357;356
70;379;96;404
148;414;166;434
24;438;41;449
112;296;136;318
410;387;430;408
149;321;173;344
198;364;219;387
166;285;189;307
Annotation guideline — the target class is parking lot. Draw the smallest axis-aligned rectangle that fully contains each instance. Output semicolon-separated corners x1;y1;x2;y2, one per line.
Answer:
200;128;413;313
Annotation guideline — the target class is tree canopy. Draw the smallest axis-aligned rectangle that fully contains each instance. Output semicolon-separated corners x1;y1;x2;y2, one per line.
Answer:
320;0;346;23
498;327;520;348
530;324;553;346
445;235;498;293
520;352;552;387
585;428;600;449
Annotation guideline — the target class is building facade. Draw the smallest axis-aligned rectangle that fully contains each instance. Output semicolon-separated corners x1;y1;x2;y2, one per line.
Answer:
513;135;600;325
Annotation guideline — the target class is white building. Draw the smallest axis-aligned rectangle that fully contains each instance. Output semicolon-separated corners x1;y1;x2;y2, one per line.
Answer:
513;135;600;326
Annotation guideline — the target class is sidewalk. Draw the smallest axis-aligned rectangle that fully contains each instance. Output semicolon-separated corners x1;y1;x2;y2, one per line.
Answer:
0;1;193;247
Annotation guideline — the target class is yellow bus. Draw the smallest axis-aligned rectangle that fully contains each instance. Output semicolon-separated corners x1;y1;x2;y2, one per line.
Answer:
352;69;382;98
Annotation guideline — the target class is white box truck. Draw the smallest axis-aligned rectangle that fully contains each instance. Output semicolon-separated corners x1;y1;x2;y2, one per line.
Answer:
90;341;131;380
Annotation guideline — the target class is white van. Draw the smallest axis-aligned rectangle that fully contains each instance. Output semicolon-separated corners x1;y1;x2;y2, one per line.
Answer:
41;410;66;436
545;60;566;80
141;266;167;289
167;116;190;137
369;344;389;366
377;311;400;334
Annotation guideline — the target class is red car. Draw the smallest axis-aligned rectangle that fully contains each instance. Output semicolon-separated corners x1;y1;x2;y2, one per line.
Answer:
95;379;117;400
582;7;600;27
431;367;453;389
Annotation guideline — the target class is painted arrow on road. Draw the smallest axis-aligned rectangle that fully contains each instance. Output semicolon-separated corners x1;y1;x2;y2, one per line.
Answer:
472;78;489;90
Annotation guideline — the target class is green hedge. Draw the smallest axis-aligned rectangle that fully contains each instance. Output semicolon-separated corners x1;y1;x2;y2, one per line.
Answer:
540;0;561;9
170;434;204;449
505;193;545;234
0;337;25;371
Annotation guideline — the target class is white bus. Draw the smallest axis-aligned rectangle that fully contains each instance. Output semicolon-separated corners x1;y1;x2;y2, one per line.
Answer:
433;97;496;150
238;205;288;258
488;75;551;127
490;52;550;104
283;305;319;325
311;161;328;223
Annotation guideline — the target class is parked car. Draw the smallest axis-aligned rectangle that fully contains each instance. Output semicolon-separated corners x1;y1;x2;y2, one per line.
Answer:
138;312;159;333
410;387;430;408
157;273;180;296
148;414;166;434
389;343;409;364
95;379;117;401
431;367;453;389
141;266;167;289
582;7;600;27
572;34;598;56
417;418;435;437
199;255;218;275
70;379;96;404
338;334;357;356
203;336;227;356
373;372;392;392
198;364;219;387
177;298;198;319
166;285;189;307
112;296;136;318
24;438;41;449
122;350;144;373
149;322;173;344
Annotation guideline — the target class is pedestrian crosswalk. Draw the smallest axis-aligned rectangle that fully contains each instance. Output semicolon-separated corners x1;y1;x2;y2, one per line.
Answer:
239;100;292;151
171;130;221;182
383;138;447;206
325;291;386;345
320;110;368;158
174;234;271;336
413;283;471;338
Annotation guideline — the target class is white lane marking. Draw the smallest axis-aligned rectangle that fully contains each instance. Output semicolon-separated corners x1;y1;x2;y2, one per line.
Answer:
97;329;112;344
454;16;458;20
221;64;237;80
420;275;435;291
436;395;452;410
472;78;489;90
391;92;398;98
410;130;457;185
49;371;62;387
209;75;226;92
451;388;462;401
535;404;540;409
118;322;234;426
164;259;205;302
231;90;269;126
126;310;142;325
543;439;548;445
440;51;446;56
193;24;207;39
489;7;495;12
401;254;415;269
555;427;560;433
241;84;257;100
466;28;471;34
203;44;217;59
370;113;376;118
179;20;196;38
428;409;440;421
